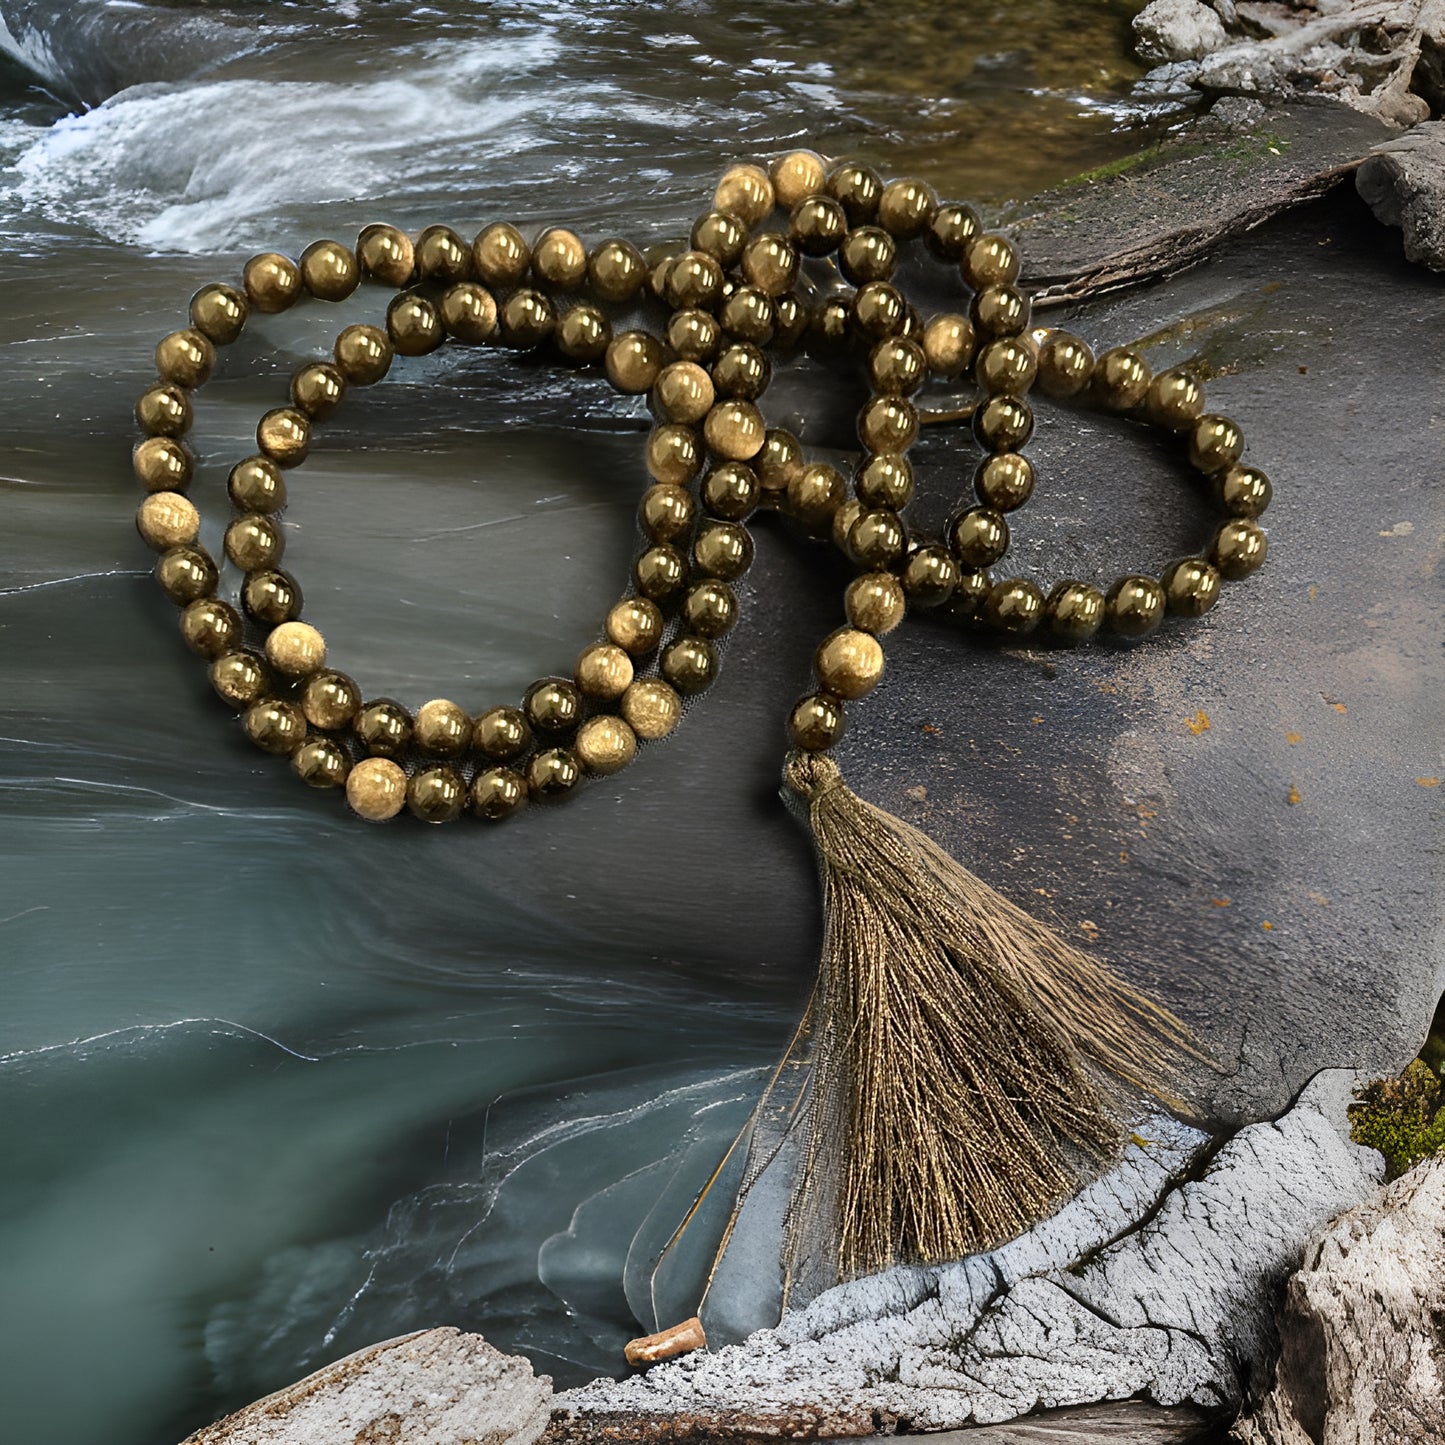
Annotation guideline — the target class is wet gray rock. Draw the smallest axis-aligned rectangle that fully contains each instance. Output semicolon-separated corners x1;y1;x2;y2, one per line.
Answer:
1133;0;1229;64
1356;121;1445;269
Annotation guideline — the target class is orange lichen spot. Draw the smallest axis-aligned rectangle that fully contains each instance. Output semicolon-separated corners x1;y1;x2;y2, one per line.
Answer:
1286;731;1302;745
1186;710;1211;735
1211;897;1232;907
1418;777;1441;788
1262;920;1274;931
1328;701;1347;714
1118;849;1129;863
1308;585;1319;601
922;723;942;734
1287;785;1302;805
1031;715;1045;725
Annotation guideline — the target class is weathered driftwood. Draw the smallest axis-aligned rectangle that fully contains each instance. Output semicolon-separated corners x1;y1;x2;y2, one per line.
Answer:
912;1402;1218;1443
1356;119;1445;265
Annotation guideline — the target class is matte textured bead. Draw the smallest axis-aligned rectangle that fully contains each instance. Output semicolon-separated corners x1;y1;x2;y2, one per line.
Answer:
1211;518;1268;578
620;678;683;740
357;224;416;287
1105;575;1166;637
408;767;467;824
346;757;408;821
300;240;360;301
244;699;307;755
576;715;637;775
355;699;412;758
1161;557;1222;617
815;627;884;699
472;767;528;820
136;491;199;550
1047;581;1106;641
265;621;327;678
788;692;846;751
474;706;533;762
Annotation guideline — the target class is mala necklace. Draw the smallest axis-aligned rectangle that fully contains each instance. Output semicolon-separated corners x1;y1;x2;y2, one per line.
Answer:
131;151;1270;1364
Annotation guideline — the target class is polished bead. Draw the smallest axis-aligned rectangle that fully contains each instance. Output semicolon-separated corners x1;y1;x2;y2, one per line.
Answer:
826;162;882;223
531;227;587;290
408;766;467;823
301;669;362;729
919;314;975;378
694;519;754;579
241;567;301;624
974;395;1034;453
472;766;527;820
985;577;1044;634
1146;369;1205;430
701;462;759;520
136;491;199;550
1161;557;1222;616
877;177;936;239
682;579;738;638
575;643;634;700
334;324;393;385
292;737;350;789
556;304;611;363
639;483;695;542
606;596;663;655
855;454;913;510
646;424;702;485
1092;347;1152;411
808;296;853;353
740;233;798;297
264;620;327;677
691;210;748;268
180;598;241;659
155;329;214;389
719;286;775;346
134;437;193;492
528;747;582;799
440;282;499;344
971;284;1030;339
576;715;637;775
667;308;721;363
976;337;1037;395
901;543;959;607
858;395;917;453
771;150;827;209
228;456;286;513
815;627;884;698
414;698;472;757
356;224;415;287
1037;332;1095;398
962;234;1020;290
135;383;192;438
661;635;719;694
1047;580;1106;640
210;650;269;708
650;251;677;304
852;281;906;340
1218;463;1272;517
189;283;248;346
788;692;846;751
156;545;217;604
634;543;687;599
773;293;807;350
346;757;407;821
789;195;847;256
711;343;770;400
1211;518;1267;578
1190;414;1245;473
1105;575;1166;637
845;571;906;633
703;400;765;461
587;238;648;301
474;705;533;762
756;428;804;494
949;506;1009;567
299;239;360;301
355;699;412;758
869;336;926;396
605;330;667;394
243;252;302;313
256;407;310;466
621;679;682;739
225;513;283;571
290;363;346;420
666;250;725;310
925;203;981;261
244;698;307;755
472;222;530;288
714;163;774;224
386;292;445;355
415;224;471;283
946;567;994;621
653;361;715;424
524;680;582;737
788;461;847;528
849;509;906;569
839;226;895;285
975;452;1035;512
499;288;556;350
831;499;865;561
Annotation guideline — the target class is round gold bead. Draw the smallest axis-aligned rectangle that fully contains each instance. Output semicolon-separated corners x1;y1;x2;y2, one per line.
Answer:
136;491;199;550
704;400;765;461
740;233;798;297
788;461;847;529
719;287;775;346
975;337;1037;396
576;715;637;775
473;222;530;288
856;454;914;510
135;383;192;438
575;642;634;700
292;737;350;789
815;627;885;699
757;428;803;495
587;238;648;302
949;568;997;624
701;462;759;520
962;234;1020;290
789;195;847;256
832;499;864;561
845;572;906;634
155;545;217;604
180;598;241;659
532;227;587;291
346;757;408;821
1105;575;1166;637
155;329;215;389
189;284;247;346
1092;347;1152;411
415;224;471;283
974;395;1034;453
301;670;362;730
877;177;937;239
408;766;467;824
265;620;327;678
355;699;412;758
605;331;668;394
668;308;722;364
972;284;1030;339
650;251;677;304
858;395;917;453
240;568;300;625
653;361;715;425
691;210;748;267
414;698;472;757
499;288;556;350
827;161;882;222
440;282;499;345
525;679;583;737
808;296;852;353
386;292;445;356
606;596;663;655
1218;464;1272;517
901;543;959;607
975;452;1034;512
682;579;738;638
849;509;906;569
949;506;1009;568
356;224;416;287
1161;557;1222;617
1190;414;1245;474
299;239;360;301
210;650;269;709
228;456;286;513
1211;518;1268;578
226;514;284;572
714;163;774;225
661;635;719;695
852;281;906;340
772;292;806;352
243;698;307;755
290;363;346;420
639;483;695;542
472;766;527;820
1047;580;1106;640
474;705;533;762
694;519;754;580
528;747;582;800
334;324;393;385
712;345;769;406
1037;332;1095;399
1146;369;1205;430
621;678;682;739
925;202;981;260
243;252;302;314
770;150;827;210
787;692;846;752
556;304;610;363
839;226;896;285
984;577;1045;634
869;337;926;396
666;250;725;310
646;424;702;485
634;544;686;600
256;407;310;467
